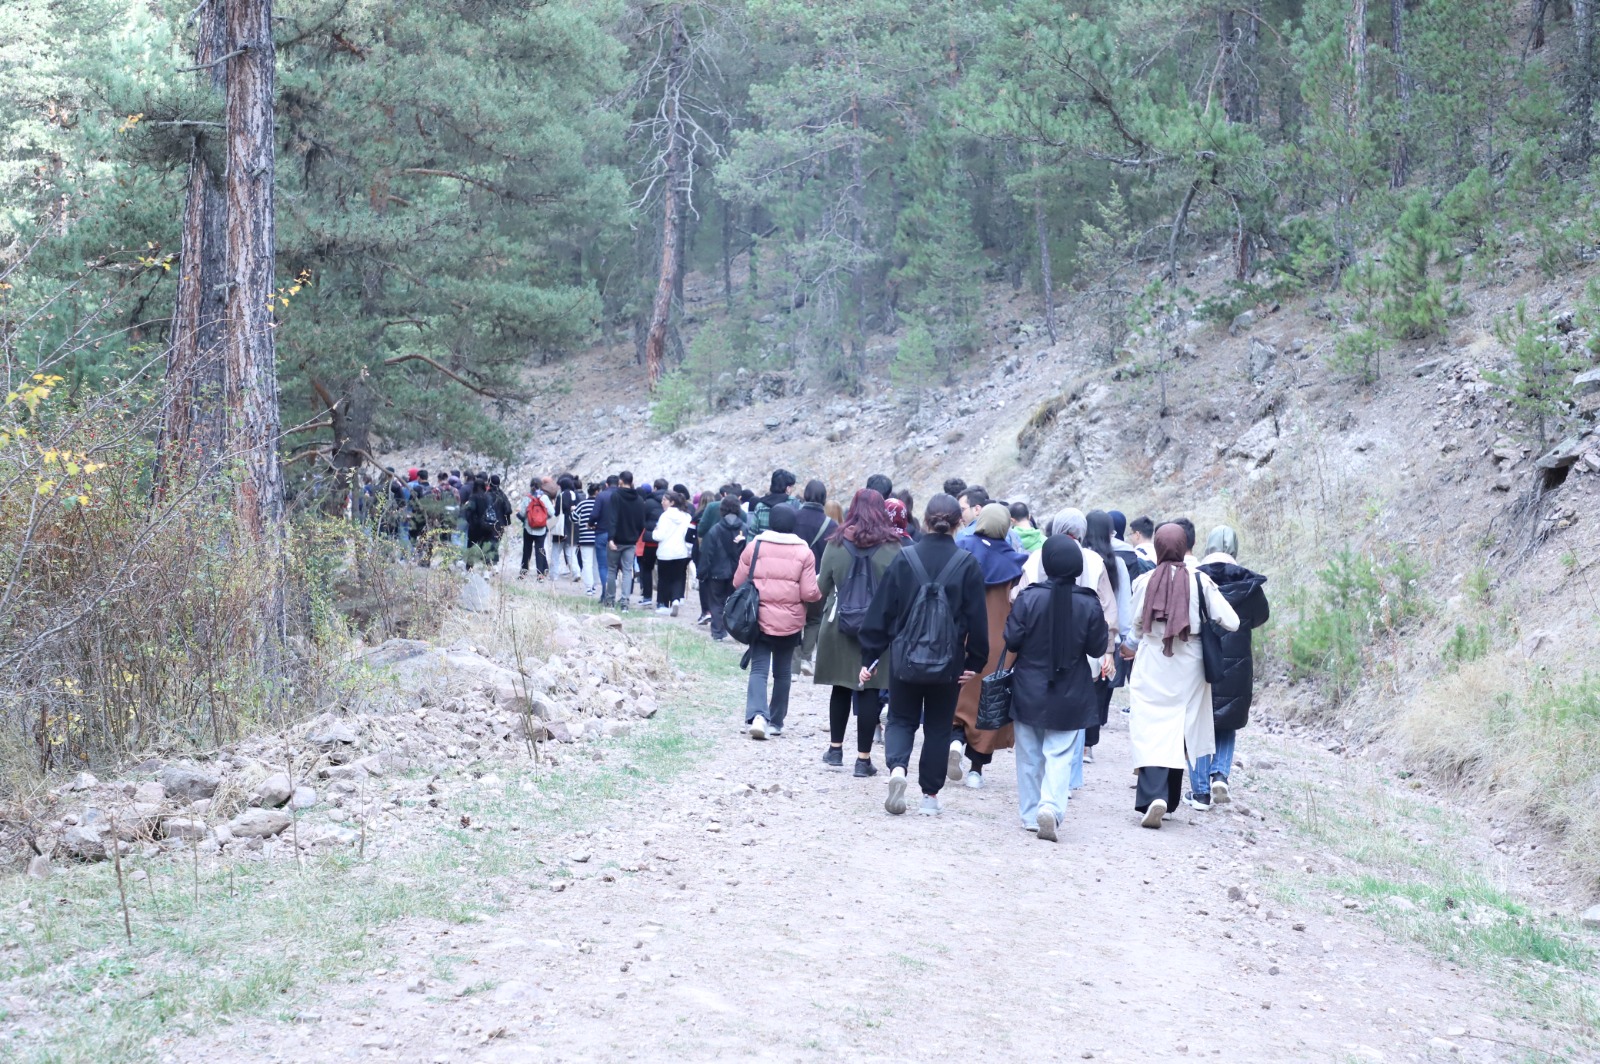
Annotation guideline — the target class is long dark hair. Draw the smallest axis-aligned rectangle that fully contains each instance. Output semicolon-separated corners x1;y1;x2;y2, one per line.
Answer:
832;488;899;549
1084;509;1120;592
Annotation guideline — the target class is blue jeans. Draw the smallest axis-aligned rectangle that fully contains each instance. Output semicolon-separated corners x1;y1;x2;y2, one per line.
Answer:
1066;727;1088;790
593;531;610;598
1192;728;1237;797
745;641;794;728
1015;723;1081;827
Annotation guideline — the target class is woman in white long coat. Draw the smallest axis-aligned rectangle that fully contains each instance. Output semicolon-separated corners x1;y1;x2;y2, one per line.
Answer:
1121;523;1239;828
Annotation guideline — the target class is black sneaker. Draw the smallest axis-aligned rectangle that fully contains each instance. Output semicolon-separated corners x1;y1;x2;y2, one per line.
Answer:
853;759;878;778
696;614;712;626
822;747;844;767
1185;792;1212;811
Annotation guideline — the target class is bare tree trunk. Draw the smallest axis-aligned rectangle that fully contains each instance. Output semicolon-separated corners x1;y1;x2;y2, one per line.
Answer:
643;4;688;389
1219;9;1238;120
1032;151;1057;346
1391;0;1410;187
223;0;283;533
849;93;867;378
1168;178;1201;283
159;0;229;488
1347;0;1368;128
721;195;733;306
1577;0;1597;162
1527;0;1549;55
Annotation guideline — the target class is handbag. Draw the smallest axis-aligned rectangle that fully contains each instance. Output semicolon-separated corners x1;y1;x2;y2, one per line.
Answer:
724;542;764;646
976;652;1016;731
1195;574;1225;685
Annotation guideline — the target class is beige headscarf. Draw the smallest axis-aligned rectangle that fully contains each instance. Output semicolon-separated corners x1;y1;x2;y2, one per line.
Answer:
975;503;1012;540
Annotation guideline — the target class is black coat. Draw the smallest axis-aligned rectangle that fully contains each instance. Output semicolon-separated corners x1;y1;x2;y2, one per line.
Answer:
792;502;835;567
700;514;747;582
1197;561;1270;732
1003;583;1109;732
642;493;664;542
607;486;647;546
857;535;989;675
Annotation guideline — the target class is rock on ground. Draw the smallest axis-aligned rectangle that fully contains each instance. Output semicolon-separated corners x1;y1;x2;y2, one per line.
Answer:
228;808;292;839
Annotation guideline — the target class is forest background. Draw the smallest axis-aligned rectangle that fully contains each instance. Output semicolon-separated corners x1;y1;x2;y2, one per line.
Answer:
2;0;1599;802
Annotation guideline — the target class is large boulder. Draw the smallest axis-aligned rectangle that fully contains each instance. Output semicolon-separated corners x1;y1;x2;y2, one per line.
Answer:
160;763;220;801
253;772;294;809
228;808;291;839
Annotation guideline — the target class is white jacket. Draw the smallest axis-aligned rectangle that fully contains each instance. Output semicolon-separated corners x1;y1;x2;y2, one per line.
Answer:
654;508;692;561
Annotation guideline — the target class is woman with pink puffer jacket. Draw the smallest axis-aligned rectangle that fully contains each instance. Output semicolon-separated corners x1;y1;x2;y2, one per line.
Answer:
732;504;821;740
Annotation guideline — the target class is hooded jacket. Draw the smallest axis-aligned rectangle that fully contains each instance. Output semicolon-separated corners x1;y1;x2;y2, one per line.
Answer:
700;512;747;582
641;491;664;543
607;486;647;546
1196;559;1270;731
792;501;835;568
734;531;822;637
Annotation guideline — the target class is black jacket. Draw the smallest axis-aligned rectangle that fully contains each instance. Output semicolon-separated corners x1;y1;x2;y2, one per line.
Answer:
490;488;513;533
700;513;747;582
1197;561;1270;731
463;491;495;538
857;535;989;675
607;486;647;546
1003;583;1109;732
792;502;835;568
642;493;664;543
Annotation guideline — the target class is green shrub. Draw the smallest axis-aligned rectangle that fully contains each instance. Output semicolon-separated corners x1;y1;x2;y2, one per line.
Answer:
649;371;698;433
1442;622;1490;667
1282;548;1430;702
1376;195;1460;342
1487;299;1586;447
889;322;938;389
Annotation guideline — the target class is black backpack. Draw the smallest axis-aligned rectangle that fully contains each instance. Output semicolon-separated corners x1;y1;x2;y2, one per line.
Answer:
890;548;968;684
832;542;880;640
1117;547;1154;581
723;541;764;645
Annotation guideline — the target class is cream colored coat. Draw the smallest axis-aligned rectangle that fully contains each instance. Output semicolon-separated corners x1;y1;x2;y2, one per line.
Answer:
1126;568;1239;770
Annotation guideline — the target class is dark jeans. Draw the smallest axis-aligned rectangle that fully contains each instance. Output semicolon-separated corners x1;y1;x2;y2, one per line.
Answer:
705;578;732;638
638;544;658;599
885;677;961;796
1135;766;1186;813
745;639;795;727
656;557;689;607
593;530;611;597
1086;678;1113;749
697;565;712;616
520;530;548;575
829;686;883;755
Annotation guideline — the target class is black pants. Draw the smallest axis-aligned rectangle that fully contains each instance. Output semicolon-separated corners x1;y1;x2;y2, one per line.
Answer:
1135;766;1186;813
696;560;711;616
829;686;883;755
520;530;548;575
656;558;689;607
885;677;961;796
953;721;993;771
705;578;732;638
1086;679;1114;749
638;544;658;599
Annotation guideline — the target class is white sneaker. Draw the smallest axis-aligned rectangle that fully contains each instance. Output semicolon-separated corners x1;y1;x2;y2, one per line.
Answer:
749;715;768;741
946;740;966;783
669;600;681;617
1211;779;1231;805
918;795;942;816
1082;748;1095;764
964;771;984;790
768;724;783;738
1141;799;1167;829
1036;809;1058;842
885;769;908;815
656;606;671;615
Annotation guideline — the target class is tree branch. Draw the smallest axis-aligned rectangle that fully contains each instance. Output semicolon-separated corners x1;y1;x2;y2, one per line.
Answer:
382;353;512;399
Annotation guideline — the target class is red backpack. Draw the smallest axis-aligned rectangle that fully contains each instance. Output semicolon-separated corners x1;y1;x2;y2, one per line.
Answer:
525;494;550;532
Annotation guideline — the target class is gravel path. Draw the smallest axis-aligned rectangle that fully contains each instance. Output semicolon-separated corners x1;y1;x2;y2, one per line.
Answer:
161;575;1561;1063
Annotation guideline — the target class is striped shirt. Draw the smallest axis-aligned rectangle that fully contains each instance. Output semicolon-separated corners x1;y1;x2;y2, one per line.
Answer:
571;497;597;546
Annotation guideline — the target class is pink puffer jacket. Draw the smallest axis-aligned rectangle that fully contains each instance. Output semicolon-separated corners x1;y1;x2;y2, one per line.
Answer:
733;532;822;637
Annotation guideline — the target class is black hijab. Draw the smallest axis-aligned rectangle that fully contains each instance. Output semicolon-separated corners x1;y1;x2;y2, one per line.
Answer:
1041;535;1094;679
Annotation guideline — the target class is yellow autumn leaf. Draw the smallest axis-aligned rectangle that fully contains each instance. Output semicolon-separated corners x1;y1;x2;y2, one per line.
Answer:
36;479;55;494
78;495;91;506
65;462;80;475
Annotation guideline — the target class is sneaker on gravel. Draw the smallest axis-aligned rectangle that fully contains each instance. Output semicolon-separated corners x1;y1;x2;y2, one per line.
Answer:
853;758;878;778
1083;748;1095;764
768;724;783;738
885;770;908;815
696;614;711;625
918;795;942;816
670;601;681;617
1141;799;1167;829
946;740;966;783
1211;779;1231;805
1185;793;1212;811
1037;809;1058;842
749;715;768;741
656;606;671;615
822;746;844;767
964;771;984;790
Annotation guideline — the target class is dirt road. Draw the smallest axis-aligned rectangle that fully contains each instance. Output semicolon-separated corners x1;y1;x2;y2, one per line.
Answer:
167;599;1554;1064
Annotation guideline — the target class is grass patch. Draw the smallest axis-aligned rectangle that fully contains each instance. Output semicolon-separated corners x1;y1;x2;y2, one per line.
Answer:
0;605;747;1064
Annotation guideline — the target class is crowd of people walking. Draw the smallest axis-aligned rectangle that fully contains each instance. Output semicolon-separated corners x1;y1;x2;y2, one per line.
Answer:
365;463;1271;836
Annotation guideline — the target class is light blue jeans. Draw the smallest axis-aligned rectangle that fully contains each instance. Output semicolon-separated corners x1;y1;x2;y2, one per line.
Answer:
1192;728;1237;797
1067;726;1088;790
1015;722;1082;828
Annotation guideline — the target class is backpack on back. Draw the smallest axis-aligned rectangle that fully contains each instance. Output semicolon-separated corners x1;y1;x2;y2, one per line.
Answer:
1117;548;1154;581
723;542;764;645
750;502;773;534
830;542;880;640
891;547;968;684
525;494;550;533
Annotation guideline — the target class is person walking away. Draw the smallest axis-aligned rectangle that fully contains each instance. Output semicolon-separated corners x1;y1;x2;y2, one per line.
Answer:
691;490;715;625
573;483;599;595
750;469;797;533
857;494;988;817
592;474;619;601
546;475;572;581
1010;501;1044;553
1191;525;1269;810
1081;511;1130;764
884;497;913;542
519;477;553;580
653;492;693;614
601;472;646;609
487;475;513;567
890;491;924;543
699;491;747;640
733;505;820;740
1122;523;1239;828
462;476;497;569
1005;536;1109;841
813;489;901;776
637;479;667;606
952;503;1030;789
1128;516;1156;564
793;479;837;676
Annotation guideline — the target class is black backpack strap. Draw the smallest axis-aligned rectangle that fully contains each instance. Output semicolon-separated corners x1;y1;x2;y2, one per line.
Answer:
737;540;762;588
933;549;967;587
903;546;931;585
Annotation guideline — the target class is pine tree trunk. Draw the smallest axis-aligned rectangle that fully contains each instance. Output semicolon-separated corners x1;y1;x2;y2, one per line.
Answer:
1347;0;1368;128
721;195;733;306
1032;151;1056;346
159;0;229;488
1390;0;1410;187
643;4;688;389
223;0;283;534
1577;0;1597;161
850;95;867;378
